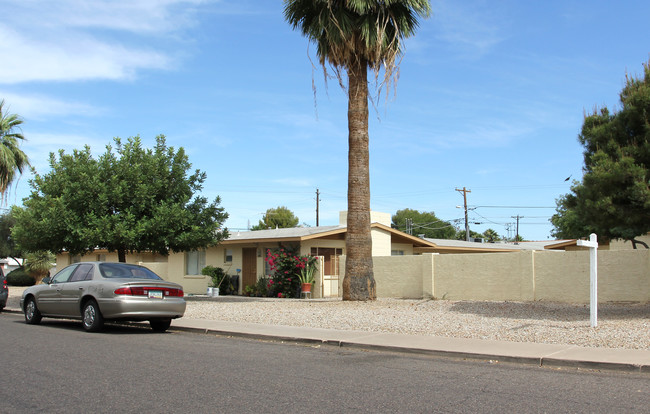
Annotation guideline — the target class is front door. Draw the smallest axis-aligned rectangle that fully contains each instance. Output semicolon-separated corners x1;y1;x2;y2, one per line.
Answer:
242;248;257;290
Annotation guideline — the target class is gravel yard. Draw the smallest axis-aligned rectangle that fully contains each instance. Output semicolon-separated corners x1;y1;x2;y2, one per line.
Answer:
7;287;648;350
184;297;650;350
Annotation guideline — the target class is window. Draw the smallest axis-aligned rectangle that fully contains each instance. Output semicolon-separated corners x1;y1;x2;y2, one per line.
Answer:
185;250;206;275
391;250;405;256
69;264;94;282
99;263;162;280
51;265;78;283
264;248;277;276
224;249;233;263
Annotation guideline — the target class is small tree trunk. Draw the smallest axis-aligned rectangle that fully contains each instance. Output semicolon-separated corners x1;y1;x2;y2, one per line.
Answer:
342;58;376;301
118;249;127;263
32;271;48;285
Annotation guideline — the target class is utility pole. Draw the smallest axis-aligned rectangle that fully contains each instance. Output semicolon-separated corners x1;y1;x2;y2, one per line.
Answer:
511;215;523;243
405;218;413;235
455;187;471;241
315;188;321;227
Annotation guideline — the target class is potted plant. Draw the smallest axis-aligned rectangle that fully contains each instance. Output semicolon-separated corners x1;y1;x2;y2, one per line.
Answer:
201;266;229;296
298;263;316;295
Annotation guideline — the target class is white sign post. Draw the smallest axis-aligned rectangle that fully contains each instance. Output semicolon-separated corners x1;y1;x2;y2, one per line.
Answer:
576;233;598;327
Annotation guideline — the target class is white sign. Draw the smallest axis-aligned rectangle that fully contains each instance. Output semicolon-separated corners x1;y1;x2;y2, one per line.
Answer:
576;233;598;327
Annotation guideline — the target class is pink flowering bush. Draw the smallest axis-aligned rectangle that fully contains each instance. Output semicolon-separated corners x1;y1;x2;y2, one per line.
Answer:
265;247;317;298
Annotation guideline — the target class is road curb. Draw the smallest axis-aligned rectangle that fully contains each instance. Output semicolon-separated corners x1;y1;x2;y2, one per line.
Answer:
168;324;649;374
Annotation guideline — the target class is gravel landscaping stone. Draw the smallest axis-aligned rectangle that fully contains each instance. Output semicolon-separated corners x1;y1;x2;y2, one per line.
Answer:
184;297;649;350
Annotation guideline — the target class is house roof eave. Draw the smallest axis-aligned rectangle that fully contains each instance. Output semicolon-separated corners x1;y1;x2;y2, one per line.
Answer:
370;223;439;248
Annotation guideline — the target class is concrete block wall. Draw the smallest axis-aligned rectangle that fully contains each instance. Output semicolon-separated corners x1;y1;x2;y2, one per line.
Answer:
339;249;650;303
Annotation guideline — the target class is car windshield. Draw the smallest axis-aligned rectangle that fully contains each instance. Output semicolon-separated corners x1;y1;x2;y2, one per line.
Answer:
98;263;163;280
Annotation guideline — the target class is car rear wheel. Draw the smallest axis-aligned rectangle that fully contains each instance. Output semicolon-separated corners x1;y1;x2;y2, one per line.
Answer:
149;318;172;333
24;297;42;325
82;300;104;332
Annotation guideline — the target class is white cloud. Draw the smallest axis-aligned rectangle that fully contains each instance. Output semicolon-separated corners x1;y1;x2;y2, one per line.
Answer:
431;0;507;57
0;92;103;120
0;0;216;84
5;0;210;34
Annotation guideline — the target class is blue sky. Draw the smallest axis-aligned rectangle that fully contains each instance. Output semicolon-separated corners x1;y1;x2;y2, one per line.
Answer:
1;0;649;241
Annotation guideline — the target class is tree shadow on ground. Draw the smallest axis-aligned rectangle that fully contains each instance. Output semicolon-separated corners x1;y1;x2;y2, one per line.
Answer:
448;301;650;322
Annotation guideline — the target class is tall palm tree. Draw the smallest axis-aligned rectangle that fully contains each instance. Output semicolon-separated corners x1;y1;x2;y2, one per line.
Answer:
0;99;30;195
284;0;431;300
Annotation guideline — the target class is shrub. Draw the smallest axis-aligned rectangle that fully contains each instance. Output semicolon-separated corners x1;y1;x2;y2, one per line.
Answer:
201;266;234;295
6;268;35;286
265;247;316;298
255;276;269;297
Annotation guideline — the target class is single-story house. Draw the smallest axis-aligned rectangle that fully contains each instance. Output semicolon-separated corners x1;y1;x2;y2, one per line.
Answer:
54;211;515;296
56;211;647;297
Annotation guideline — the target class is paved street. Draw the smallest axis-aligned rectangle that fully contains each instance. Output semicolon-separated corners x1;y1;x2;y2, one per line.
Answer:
1;313;648;413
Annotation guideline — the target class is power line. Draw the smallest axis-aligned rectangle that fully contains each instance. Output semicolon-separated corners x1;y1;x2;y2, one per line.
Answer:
474;205;555;209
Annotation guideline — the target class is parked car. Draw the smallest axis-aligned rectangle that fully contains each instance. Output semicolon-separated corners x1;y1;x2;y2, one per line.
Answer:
20;262;185;332
0;268;7;311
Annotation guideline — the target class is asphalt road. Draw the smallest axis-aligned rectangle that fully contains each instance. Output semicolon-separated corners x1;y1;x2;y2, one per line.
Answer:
0;313;647;413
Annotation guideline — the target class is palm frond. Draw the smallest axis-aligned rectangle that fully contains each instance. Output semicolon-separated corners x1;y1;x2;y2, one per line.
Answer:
0;99;30;195
283;0;430;95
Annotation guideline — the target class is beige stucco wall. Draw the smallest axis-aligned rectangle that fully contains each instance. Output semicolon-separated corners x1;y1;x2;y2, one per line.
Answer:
596;250;650;301
389;242;414;256
533;250;650;302
372;255;427;298
533;251;589;302
371;227;392;256
433;251;535;301
339;249;649;303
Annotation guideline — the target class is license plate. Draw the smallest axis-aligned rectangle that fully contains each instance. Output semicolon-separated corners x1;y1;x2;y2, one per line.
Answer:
148;290;163;299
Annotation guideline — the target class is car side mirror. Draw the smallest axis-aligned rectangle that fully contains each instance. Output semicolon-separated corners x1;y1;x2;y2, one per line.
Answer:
42;277;51;284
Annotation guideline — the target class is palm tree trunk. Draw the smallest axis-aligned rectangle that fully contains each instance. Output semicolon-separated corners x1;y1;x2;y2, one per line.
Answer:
342;58;376;301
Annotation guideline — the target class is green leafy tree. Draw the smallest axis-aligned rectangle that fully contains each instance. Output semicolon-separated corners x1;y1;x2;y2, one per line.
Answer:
0;99;30;196
0;212;22;261
12;135;229;262
392;208;456;239
251;206;300;230
24;250;55;285
284;0;431;301
551;61;650;248
455;229;484;241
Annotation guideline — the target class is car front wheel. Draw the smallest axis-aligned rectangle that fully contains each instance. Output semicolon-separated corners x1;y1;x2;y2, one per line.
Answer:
24;297;42;325
82;300;104;332
149;319;172;333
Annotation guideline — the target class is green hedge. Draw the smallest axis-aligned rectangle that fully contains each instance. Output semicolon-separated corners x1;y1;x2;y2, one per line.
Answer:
6;268;36;286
